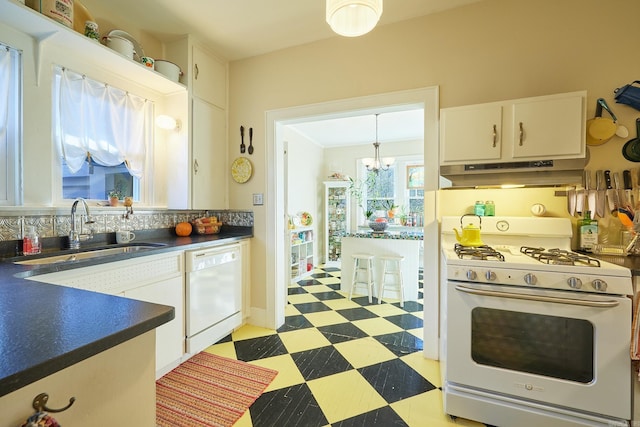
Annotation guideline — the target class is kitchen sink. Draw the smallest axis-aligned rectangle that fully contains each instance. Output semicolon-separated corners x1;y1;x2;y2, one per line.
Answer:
14;243;167;265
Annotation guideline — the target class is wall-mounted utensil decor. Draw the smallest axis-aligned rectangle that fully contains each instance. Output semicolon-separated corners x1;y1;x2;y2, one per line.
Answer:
240;126;246;153
248;127;254;154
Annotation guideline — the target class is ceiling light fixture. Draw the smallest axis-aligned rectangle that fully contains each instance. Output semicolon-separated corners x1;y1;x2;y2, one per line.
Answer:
326;0;383;37
362;113;394;172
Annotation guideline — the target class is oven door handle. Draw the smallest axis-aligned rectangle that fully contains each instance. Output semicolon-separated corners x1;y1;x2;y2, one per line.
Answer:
454;284;621;308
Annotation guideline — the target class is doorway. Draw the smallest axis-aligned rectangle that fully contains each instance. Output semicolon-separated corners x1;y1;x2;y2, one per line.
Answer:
266;86;441;359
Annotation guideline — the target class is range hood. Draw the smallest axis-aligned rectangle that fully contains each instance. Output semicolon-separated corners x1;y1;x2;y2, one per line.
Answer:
439;158;588;188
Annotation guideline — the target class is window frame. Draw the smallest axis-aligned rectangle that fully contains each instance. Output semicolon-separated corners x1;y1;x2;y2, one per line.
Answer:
0;43;23;206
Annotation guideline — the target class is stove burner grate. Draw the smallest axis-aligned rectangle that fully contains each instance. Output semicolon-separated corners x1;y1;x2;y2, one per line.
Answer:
520;246;601;267
454;243;505;261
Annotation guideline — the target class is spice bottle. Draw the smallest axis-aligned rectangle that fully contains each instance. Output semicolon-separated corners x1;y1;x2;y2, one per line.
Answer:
485;200;495;216
474;201;485;216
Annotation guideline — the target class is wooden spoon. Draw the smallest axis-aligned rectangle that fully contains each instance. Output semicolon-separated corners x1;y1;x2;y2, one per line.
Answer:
248;127;254;154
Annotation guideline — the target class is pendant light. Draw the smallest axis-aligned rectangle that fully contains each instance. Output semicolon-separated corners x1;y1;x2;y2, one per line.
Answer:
362;113;394;172
326;0;383;37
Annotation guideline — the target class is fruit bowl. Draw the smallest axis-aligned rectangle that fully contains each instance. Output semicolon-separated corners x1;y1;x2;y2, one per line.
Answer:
369;218;388;232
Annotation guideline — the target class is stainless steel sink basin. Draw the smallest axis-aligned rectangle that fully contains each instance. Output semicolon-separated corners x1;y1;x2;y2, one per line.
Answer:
15;244;166;265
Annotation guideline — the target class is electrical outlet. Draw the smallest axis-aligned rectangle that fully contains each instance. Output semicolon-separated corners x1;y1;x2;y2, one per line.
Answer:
253;193;264;206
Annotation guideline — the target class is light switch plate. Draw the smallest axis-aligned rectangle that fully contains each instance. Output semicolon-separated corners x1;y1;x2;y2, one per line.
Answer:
253;193;263;206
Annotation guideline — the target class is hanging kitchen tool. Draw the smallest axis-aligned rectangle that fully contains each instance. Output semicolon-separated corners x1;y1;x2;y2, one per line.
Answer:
585;170;596;219
595;169;606;218
567;185;576;216
622;118;640;162
624;170;634;209
576;173;585;216
586;98;619;146
605;170;618;214
614;172;627;211
632;167;640;209
240;126;245;153
248;127;254;154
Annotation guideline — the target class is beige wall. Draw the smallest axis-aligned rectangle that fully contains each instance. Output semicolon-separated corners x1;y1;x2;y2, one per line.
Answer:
229;0;640;311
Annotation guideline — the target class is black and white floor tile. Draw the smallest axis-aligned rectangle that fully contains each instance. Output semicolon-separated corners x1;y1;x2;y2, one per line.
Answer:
206;266;484;426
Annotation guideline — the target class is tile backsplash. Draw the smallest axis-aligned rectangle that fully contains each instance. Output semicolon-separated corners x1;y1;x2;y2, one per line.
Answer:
0;208;254;241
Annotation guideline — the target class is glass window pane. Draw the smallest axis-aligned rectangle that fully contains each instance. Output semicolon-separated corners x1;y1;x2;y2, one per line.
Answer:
62;159;137;201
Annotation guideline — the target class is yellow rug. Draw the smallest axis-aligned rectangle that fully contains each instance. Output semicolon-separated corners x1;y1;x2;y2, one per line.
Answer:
156;352;278;427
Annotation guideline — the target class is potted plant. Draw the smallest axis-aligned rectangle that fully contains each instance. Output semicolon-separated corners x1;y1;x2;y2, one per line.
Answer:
108;189;122;207
397;205;409;226
381;199;398;219
348;172;377;224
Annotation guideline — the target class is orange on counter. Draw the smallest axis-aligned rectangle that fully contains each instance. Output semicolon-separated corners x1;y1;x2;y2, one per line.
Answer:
175;222;192;236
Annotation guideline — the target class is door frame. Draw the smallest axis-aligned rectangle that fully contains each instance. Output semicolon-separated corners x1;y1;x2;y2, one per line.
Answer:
265;86;441;359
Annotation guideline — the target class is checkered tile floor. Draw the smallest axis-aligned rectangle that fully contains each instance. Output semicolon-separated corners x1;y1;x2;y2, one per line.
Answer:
205;266;485;427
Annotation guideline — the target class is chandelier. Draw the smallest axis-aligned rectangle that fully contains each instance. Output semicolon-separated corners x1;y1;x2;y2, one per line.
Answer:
326;0;383;37
362;113;394;172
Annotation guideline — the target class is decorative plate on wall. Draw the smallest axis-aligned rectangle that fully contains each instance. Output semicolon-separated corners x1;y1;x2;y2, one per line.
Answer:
231;157;253;183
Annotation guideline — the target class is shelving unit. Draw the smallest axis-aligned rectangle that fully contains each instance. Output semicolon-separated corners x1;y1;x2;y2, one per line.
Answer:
0;0;185;95
290;226;314;280
324;181;351;266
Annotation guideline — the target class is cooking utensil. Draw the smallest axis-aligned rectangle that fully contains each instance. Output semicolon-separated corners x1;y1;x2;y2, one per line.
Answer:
567;186;576;216
632;168;640;209
596;170;606;218
624;170;634;209
248;127;254;154
586;98;618;146
617;124;629;138
576;173;585;215
614;172;626;211
622;119;640;162
240;126;245;153
154;60;182;82
585;170;596;219
453;214;484;247
605;170;618;214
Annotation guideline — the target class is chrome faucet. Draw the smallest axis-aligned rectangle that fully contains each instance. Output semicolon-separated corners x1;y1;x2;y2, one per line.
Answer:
69;198;94;249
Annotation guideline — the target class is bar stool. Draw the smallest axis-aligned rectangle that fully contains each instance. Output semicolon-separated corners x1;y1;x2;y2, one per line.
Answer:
349;253;375;303
379;254;404;307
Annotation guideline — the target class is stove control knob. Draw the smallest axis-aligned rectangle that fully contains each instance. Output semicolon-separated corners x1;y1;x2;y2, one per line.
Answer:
567;277;582;289
485;271;497;281
466;270;477;280
524;273;537;285
591;279;607;292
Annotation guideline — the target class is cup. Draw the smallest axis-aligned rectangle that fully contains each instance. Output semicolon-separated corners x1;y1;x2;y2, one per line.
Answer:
84;21;99;41
116;230;135;244
141;56;155;70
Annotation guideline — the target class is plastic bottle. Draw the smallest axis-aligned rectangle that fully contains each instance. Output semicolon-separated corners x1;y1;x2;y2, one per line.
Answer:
23;226;41;255
474;201;485;216
578;211;598;252
485;200;495;216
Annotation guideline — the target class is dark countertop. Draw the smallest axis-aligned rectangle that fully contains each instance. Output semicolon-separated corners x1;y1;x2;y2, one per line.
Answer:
590;253;640;276
0;226;252;398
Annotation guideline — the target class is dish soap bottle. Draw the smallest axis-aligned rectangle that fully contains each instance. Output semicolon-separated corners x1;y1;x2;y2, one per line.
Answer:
579;211;598;252
23;226;42;255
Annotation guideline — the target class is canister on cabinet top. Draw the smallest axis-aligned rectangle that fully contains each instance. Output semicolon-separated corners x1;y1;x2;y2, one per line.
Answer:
474;201;485;216
485;200;495;216
27;0;74;28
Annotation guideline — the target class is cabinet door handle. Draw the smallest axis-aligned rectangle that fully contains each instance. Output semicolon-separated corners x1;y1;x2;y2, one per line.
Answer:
492;124;497;147
194;64;199;80
519;122;524;146
194;159;199;174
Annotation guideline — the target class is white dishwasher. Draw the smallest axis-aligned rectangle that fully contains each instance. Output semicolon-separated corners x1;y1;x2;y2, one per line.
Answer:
185;243;242;355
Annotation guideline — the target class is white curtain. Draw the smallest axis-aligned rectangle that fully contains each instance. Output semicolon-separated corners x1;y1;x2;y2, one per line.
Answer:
0;47;9;148
54;67;151;179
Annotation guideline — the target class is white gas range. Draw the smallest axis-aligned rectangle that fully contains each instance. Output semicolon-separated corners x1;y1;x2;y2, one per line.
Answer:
440;216;633;427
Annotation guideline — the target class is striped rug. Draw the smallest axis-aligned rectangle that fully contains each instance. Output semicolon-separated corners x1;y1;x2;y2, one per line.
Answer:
156;352;278;427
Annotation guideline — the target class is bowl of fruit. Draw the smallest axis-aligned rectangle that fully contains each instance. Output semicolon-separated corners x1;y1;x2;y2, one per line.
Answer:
369;217;388;233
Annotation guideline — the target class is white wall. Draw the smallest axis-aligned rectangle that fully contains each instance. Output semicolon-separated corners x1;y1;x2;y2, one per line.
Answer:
284;125;324;265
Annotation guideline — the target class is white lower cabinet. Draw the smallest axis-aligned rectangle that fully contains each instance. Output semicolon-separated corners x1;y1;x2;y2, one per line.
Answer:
124;276;184;376
28;251;185;377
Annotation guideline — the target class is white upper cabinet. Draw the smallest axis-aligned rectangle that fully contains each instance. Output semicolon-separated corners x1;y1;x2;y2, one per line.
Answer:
192;44;227;109
440;91;586;166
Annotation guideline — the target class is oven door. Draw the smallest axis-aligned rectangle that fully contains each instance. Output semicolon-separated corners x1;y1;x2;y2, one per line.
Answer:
446;281;632;420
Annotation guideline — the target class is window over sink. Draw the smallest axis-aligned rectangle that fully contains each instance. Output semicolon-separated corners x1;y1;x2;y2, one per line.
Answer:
52;66;153;203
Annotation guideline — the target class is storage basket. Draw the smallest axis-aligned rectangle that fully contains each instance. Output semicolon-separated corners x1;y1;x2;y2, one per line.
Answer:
192;217;223;235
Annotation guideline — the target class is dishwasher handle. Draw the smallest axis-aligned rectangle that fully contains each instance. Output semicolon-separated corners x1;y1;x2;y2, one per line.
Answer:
186;245;240;272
